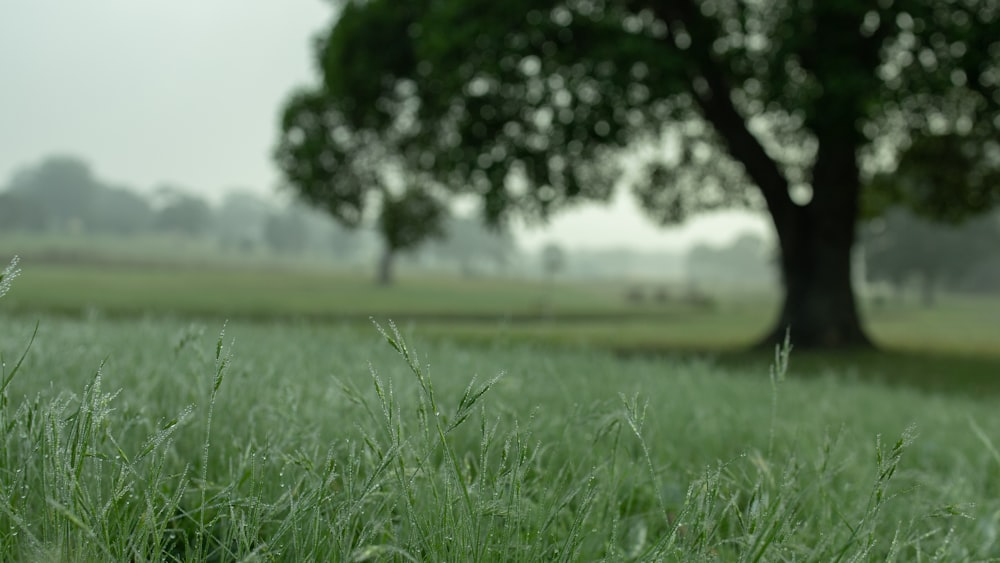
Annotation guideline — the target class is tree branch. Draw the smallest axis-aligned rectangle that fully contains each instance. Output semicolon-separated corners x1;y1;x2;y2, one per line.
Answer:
644;0;795;231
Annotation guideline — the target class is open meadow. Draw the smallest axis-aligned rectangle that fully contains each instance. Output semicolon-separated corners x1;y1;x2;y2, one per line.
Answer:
5;260;1000;395
6;0;1000;559
1;257;1000;560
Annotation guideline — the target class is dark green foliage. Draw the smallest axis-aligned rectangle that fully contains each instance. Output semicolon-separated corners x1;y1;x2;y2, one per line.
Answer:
276;0;999;224
866;133;1000;224
378;187;447;255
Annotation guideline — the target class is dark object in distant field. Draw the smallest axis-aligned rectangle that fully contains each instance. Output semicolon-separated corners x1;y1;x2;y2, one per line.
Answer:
625;286;645;305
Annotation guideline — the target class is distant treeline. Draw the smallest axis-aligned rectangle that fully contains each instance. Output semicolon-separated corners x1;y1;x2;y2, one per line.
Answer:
0;155;378;259
861;208;1000;301
678;213;1000;300
0;155;520;275
4;155;999;295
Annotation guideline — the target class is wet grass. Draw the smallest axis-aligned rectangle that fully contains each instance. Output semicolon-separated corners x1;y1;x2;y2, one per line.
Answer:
1;314;998;560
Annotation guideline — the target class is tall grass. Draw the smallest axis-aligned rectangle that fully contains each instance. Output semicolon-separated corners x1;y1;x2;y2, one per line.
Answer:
0;283;997;558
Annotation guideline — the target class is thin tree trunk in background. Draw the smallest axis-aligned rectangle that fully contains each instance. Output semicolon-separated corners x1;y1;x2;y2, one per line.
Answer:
376;248;394;286
921;275;937;307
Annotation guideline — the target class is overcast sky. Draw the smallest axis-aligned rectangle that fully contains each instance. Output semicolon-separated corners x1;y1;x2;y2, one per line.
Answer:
0;0;769;251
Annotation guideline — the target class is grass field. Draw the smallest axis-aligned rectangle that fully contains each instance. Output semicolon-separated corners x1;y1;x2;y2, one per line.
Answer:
5;260;1000;396
2;254;1000;559
2;314;999;560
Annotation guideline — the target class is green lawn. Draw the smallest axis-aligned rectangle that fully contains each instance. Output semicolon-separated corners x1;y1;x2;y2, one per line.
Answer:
0;314;998;560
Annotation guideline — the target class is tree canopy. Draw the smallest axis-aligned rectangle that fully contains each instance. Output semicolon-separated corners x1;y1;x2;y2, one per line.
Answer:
276;0;1000;347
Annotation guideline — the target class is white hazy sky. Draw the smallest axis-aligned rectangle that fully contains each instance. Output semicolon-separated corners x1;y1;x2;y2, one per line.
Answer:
0;0;770;252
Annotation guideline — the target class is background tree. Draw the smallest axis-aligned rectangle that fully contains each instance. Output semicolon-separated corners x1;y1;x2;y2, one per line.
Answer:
276;0;1000;348
0;192;46;233
264;205;310;255
153;187;213;237
1;155;157;235
273;85;449;284
292;203;372;263
425;215;517;276
375;186;447;285
861;208;1000;306
686;232;775;290
215;190;271;252
88;186;154;235
4;155;102;233
540;242;566;280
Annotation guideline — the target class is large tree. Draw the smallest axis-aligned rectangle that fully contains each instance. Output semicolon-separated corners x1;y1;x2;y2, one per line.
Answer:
275;0;1000;348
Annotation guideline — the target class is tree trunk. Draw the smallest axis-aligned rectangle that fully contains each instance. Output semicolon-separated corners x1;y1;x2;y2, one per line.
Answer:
646;0;880;350
764;212;872;348
376;248;394;286
761;144;873;349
